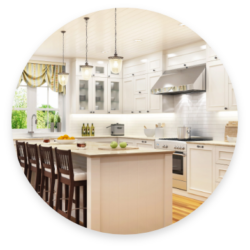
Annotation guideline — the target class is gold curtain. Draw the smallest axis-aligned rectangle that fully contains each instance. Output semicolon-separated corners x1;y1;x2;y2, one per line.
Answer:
18;63;66;94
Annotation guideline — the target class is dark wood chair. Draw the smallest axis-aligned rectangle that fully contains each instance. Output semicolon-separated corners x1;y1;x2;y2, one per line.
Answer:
26;143;41;193
39;145;58;208
55;148;87;227
16;141;29;177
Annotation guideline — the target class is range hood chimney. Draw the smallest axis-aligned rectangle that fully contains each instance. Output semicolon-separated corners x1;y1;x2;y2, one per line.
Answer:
151;64;206;95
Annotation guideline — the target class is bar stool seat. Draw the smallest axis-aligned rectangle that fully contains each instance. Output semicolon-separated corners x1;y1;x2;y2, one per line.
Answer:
61;168;87;181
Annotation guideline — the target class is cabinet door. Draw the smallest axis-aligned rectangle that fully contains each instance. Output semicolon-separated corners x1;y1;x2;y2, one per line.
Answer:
228;78;237;110
122;77;134;114
107;79;122;114
215;163;228;183
134;94;148;113
77;76;93;114
148;72;162;113
117;138;135;147
187;144;215;197
206;46;218;62
148;57;162;73
92;61;108;78
92;77;107;114
206;60;228;111
134;74;148;94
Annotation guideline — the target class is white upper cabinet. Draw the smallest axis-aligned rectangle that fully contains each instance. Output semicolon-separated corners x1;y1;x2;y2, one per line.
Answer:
148;72;162;113
107;63;123;79
206;60;237;111
122;77;134;114
134;94;148;113
206;60;228;111
134;74;148;94
165;41;206;70
206;45;219;62
92;77;108;114
107;79;122;114
123;51;164;78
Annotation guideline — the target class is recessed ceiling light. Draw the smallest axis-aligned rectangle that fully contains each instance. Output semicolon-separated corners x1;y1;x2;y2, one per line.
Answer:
141;59;147;63
167;54;176;58
97;61;104;64
134;39;142;42
200;45;207;50
179;23;185;26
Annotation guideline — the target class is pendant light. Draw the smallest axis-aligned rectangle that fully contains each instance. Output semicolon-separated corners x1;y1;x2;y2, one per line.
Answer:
58;31;69;86
80;17;93;80
108;8;123;74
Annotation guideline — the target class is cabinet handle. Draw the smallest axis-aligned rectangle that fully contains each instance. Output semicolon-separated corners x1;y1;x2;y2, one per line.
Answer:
92;74;95;76
224;107;228;110
139;91;141;94
131;111;134;113
197;145;204;148
132;74;134;76
108;111;110;113
93;111;95;113
184;64;186;66
139;111;141;113
108;75;110;78
215;56;217;59
153;69;155;72
90;111;92;113
147;111;149;113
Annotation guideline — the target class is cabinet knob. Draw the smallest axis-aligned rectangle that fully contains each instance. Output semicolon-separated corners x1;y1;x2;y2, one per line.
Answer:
224;107;228;110
197;145;204;148
139;91;141;94
153;69;155;72
108;111;110;113
139;111;141;113
215;56;217;59
132;74;134;76
131;111;134;113
147;111;149;113
90;111;92;113
184;64;186;66
108;75;110;77
93;111;95;113
92;74;95;76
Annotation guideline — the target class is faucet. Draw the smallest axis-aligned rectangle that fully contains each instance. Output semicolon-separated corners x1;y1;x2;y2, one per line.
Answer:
28;114;37;137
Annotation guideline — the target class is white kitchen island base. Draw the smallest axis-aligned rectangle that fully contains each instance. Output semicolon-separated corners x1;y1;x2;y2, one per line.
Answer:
87;153;173;234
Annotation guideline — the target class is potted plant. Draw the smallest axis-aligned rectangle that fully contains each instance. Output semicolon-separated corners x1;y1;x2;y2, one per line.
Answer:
50;116;54;132
56;115;61;132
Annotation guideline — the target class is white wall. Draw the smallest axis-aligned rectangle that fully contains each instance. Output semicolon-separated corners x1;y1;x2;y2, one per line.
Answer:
69;92;238;141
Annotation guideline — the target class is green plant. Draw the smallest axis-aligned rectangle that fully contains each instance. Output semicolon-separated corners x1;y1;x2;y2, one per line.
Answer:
50;116;54;123
57;115;61;123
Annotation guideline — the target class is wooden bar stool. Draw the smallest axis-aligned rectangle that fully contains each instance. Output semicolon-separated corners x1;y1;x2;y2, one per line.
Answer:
55;148;87;227
26;143;41;193
16;141;29;177
39;145;58;208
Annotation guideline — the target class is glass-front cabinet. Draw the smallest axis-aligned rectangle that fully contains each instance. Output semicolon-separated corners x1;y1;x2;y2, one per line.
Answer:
92;77;107;114
107;79;122;114
77;76;92;114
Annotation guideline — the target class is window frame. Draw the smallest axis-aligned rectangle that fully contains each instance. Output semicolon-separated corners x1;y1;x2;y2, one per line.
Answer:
12;81;63;134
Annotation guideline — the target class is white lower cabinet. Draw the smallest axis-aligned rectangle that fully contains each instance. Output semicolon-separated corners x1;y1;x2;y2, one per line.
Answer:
187;144;235;197
187;144;215;198
117;138;135;147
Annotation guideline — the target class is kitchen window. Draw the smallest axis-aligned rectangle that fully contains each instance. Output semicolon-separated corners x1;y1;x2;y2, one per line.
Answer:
12;81;63;133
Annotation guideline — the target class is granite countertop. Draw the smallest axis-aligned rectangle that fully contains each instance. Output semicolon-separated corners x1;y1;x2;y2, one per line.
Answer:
12;135;156;141
186;140;236;147
28;141;174;158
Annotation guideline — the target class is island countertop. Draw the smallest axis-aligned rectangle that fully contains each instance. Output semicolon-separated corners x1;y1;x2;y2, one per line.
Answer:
32;141;174;158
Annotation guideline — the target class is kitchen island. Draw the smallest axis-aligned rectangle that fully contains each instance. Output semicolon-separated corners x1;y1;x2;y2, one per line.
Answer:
21;141;174;234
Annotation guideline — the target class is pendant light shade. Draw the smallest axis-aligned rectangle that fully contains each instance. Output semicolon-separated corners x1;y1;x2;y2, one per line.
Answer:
58;31;69;86
108;8;123;74
80;17;93;80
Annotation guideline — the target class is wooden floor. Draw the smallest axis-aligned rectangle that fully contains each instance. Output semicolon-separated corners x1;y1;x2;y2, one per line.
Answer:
70;194;204;226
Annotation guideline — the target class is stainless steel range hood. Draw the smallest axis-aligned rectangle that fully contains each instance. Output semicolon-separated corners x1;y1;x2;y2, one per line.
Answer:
151;64;206;95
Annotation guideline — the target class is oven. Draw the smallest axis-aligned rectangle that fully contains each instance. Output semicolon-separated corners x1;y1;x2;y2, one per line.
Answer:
172;152;187;190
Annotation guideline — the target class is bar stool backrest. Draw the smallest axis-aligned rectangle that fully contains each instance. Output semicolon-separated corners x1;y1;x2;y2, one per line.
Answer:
16;141;28;168
55;148;74;181
39;145;55;175
26;143;40;168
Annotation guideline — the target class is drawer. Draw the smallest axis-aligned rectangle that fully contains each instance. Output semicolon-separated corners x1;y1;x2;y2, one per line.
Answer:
215;163;229;183
215;146;235;165
117;138;135;147
135;140;154;149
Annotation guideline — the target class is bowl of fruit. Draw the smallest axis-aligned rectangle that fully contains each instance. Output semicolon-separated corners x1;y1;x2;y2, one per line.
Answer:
55;135;77;144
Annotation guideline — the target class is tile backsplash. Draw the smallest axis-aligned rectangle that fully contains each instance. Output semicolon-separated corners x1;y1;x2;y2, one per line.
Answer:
69;93;238;141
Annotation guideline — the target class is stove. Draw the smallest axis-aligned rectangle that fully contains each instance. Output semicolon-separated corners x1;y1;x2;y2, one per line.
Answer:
155;137;213;190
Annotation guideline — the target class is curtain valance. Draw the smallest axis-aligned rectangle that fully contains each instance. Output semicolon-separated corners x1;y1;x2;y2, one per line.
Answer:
18;63;66;94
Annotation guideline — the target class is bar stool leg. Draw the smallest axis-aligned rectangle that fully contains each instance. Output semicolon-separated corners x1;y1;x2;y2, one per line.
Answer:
67;186;74;220
56;180;62;211
65;184;69;211
49;177;55;208
75;186;80;224
83;183;87;228
40;173;44;198
45;177;49;202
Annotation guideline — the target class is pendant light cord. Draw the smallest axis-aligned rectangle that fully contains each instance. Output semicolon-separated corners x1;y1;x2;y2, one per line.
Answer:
85;18;88;64
115;8;117;56
61;31;66;73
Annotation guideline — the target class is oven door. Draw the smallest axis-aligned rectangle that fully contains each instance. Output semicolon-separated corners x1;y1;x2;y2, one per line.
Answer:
172;152;187;182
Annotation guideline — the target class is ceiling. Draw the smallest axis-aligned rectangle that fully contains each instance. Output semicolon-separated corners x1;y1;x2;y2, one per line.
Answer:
34;8;203;61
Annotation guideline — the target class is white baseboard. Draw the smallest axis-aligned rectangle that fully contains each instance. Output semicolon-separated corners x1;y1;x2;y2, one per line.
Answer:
172;188;207;202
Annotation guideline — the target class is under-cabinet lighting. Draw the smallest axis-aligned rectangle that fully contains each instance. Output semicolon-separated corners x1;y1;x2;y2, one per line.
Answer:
217;111;238;117
141;59;148;63
167;54;176;58
179;23;185;26
102;51;106;53
134;39;143;42
201;45;207;50
97;61;104;64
